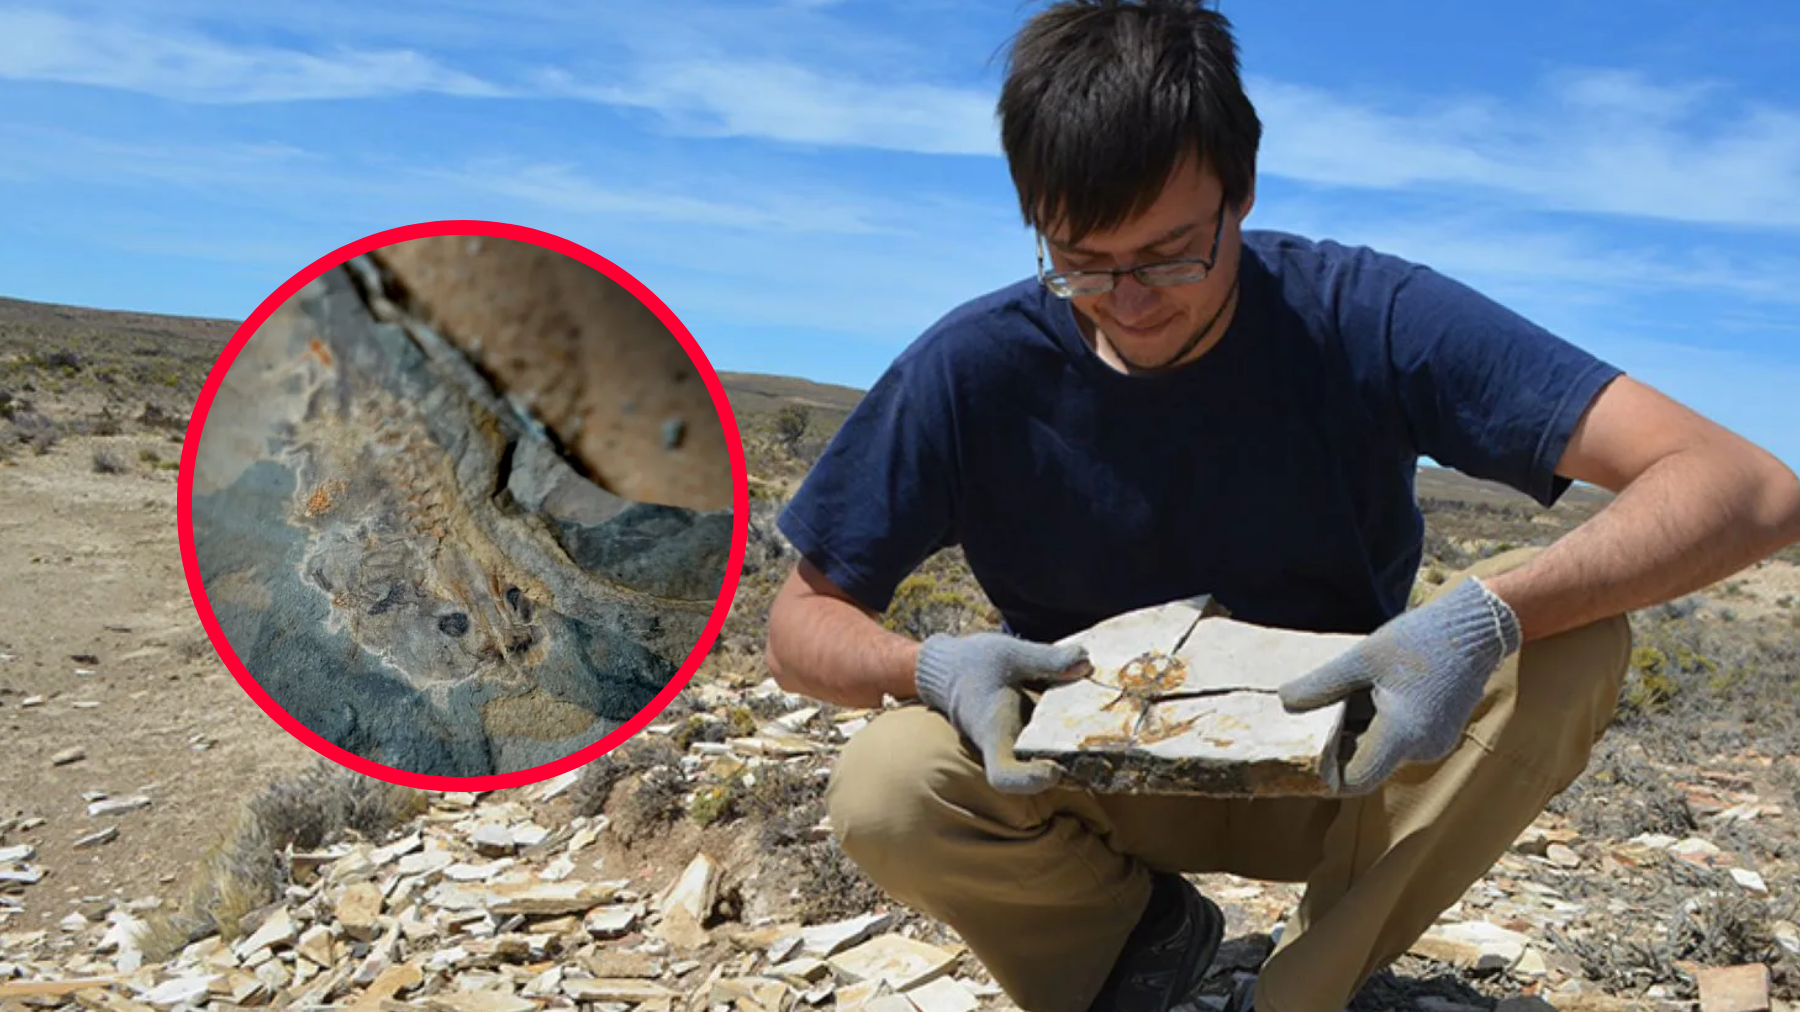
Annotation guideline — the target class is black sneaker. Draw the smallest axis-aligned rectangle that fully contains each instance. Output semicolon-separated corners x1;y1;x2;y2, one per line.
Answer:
1088;872;1226;1012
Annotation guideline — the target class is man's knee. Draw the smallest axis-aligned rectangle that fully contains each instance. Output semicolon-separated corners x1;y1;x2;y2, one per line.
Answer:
1417;545;1543;606
1514;610;1633;736
1468;609;1632;792
826;706;1029;879
1424;545;1631;741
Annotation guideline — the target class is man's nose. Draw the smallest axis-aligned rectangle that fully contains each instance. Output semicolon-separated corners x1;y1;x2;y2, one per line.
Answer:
1109;273;1158;316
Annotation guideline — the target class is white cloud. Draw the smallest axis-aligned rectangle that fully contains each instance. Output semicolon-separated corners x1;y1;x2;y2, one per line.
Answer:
1256;200;1800;309
1251;69;1800;229
0;123;329;189
538;58;1800;226
0;5;1001;154
0;7;505;102
6;1;1798;238
77;230;319;266
415;158;905;235
540;60;998;156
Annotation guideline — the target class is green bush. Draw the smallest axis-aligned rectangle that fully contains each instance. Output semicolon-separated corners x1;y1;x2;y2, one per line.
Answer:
688;782;742;827
1622;646;1683;714
882;571;993;640
773;404;810;456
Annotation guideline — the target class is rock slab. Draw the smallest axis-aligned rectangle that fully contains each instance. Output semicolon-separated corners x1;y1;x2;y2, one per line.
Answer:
1698;964;1771;1012
1014;597;1362;796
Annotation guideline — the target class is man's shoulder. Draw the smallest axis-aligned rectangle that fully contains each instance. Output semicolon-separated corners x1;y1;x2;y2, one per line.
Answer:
881;275;1067;385
1240;228;1460;353
1243;228;1422;297
911;275;1058;350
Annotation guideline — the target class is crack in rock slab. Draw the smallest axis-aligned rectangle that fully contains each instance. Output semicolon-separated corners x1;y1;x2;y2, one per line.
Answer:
1015;599;1363;797
190;262;732;777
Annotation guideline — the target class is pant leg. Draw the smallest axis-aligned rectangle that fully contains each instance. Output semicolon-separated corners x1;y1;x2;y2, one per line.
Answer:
824;704;1333;1012
1253;548;1633;1012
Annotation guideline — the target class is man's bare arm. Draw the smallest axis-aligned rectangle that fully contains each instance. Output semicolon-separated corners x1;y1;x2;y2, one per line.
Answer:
1482;375;1800;642
765;559;923;708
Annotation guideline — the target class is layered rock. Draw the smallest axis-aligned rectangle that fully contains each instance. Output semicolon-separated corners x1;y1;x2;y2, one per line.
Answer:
1014;597;1364;796
189;258;733;778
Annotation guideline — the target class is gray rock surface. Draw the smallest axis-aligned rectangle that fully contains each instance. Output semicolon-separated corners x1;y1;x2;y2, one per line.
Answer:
190;259;732;778
1014;597;1362;796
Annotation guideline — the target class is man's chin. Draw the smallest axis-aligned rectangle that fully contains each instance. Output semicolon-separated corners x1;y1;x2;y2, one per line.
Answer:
1106;321;1183;366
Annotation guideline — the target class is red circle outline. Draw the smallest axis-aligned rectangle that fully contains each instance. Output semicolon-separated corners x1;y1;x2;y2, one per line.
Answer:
176;219;749;791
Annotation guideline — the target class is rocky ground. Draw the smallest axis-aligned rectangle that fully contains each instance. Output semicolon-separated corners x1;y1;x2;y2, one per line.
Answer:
4;297;1800;1012
3;658;1798;1012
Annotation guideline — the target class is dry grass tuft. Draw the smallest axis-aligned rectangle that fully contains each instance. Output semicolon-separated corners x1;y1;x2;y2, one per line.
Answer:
136;758;426;960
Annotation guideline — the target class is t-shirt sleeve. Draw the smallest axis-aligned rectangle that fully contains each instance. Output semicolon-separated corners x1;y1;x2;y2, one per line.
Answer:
776;348;960;614
1378;262;1624;507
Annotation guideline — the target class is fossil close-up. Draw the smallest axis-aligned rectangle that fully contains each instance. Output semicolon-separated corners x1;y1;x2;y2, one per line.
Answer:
188;252;736;779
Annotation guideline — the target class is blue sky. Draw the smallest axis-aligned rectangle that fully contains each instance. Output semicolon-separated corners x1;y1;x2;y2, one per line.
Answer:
2;0;1797;472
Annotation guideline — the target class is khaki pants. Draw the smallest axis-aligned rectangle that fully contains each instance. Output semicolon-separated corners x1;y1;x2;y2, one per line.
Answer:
823;549;1632;1012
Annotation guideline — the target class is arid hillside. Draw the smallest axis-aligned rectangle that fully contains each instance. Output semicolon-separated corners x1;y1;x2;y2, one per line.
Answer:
3;293;1798;1012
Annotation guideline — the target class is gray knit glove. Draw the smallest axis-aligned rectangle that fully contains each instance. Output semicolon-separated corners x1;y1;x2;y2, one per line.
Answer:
1278;577;1522;795
915;632;1091;795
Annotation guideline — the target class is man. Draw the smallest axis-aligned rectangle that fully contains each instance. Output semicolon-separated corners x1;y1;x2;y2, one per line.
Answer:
763;3;1800;1012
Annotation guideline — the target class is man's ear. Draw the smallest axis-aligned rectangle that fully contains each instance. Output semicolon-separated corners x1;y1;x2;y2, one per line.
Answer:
1238;180;1256;221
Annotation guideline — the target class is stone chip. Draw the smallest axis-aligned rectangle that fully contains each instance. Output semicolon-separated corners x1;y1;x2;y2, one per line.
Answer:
1698;964;1771;1012
826;934;958;992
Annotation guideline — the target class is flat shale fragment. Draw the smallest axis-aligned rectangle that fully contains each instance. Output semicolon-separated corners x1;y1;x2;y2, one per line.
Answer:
1014;597;1363;796
190;259;733;777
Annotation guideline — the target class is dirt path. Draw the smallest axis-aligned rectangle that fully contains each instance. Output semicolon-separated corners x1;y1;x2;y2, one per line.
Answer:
0;432;314;933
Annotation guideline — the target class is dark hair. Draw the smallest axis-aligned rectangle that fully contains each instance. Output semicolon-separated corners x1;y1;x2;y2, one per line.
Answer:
997;0;1262;244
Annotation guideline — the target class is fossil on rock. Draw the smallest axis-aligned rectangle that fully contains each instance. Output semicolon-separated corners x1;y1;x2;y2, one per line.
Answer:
1015;597;1364;796
190;257;733;778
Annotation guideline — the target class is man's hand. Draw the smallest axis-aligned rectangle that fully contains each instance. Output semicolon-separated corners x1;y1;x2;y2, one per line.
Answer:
915;631;1092;794
1277;577;1522;795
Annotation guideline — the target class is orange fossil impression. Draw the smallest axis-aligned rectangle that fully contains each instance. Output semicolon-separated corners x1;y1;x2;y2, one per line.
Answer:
1079;649;1203;749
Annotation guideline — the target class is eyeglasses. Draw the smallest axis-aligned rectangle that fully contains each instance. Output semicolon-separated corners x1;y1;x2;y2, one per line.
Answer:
1037;194;1227;299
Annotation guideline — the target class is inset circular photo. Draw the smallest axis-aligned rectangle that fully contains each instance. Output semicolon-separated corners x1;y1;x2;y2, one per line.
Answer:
178;221;747;789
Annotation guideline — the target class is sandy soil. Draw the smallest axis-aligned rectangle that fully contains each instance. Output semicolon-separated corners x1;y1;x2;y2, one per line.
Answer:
1706;556;1800;622
0;273;745;937
0;431;316;932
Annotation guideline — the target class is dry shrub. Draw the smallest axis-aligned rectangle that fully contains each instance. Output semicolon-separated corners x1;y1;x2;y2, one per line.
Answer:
136;758;426;960
92;448;126;474
791;839;886;923
7;409;61;454
747;761;828;850
567;733;684;818
615;765;687;841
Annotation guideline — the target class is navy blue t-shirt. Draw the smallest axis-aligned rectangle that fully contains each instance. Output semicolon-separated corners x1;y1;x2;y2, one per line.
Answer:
778;229;1622;643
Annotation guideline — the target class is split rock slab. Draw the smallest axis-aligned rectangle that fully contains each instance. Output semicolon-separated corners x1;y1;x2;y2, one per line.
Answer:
1014;596;1364;796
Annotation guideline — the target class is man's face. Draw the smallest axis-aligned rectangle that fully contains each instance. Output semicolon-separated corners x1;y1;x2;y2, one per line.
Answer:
1041;157;1251;370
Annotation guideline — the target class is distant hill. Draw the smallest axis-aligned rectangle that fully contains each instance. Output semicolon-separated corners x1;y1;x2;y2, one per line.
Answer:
1415;462;1614;512
0;294;236;353
715;371;865;432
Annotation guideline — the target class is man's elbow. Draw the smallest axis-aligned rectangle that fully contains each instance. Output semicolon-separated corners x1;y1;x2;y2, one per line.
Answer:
1767;458;1800;546
763;569;803;691
765;625;794;690
1731;437;1800;538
